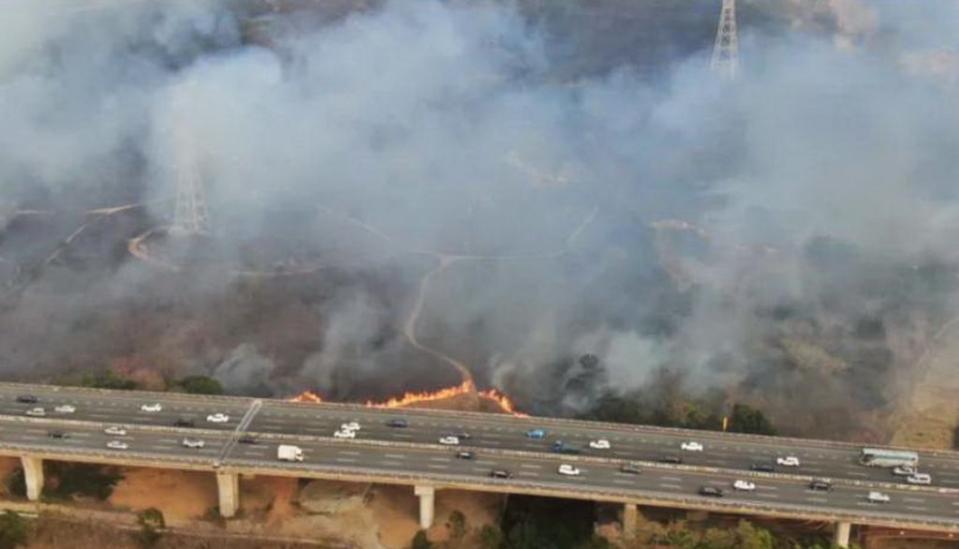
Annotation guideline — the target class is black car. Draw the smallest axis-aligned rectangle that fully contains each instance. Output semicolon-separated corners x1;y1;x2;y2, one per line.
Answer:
173;418;195;428
698;486;724;497
386;418;408;428
455;451;475;460
16;395;37;404
751;463;775;473
238;435;257;445
659;456;683;464
619;463;642;475
47;430;67;439
551;441;581;455
809;479;832;491
490;469;513;479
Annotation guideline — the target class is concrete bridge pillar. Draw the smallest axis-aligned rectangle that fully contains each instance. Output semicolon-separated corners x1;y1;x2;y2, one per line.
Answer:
622;503;638;539
20;456;43;501
216;472;239;518
833;521;851;548
414;485;435;529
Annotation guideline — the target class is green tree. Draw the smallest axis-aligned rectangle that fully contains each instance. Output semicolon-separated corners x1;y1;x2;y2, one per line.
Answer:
447;510;467;541
80;370;138;390
477;525;503;549
48;463;123;500
175;375;223;395
0;511;28;549
728;404;777;435
410;530;432;549
133;508;165;548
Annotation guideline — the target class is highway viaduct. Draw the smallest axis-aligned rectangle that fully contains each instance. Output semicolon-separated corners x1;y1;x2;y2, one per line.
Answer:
0;383;958;547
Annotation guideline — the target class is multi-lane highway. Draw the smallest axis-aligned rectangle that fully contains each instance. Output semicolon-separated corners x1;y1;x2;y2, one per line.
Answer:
0;382;957;537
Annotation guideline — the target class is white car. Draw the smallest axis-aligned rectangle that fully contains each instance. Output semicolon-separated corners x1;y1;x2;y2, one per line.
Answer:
733;480;756;491
906;473;932;485
893;465;916;476
206;413;229;423
438;435;460;446
867;491;890;503
104;426;127;436
681;441;703;452
776;456;800;467
588;439;611;450
25;407;45;417
341;421;361;431
54;405;76;414
140;403;162;412
558;464;581;476
182;438;205;449
334;429;356;439
106;440;129;450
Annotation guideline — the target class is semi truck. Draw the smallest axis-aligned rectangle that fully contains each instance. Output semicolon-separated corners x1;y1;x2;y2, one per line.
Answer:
277;444;304;462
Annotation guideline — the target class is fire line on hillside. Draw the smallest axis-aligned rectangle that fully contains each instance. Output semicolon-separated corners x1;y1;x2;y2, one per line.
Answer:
292;379;528;417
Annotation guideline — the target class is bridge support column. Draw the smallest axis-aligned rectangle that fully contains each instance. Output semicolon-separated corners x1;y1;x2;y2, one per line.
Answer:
216;472;239;518
833;522;851;548
622;503;638;539
414;485;435;530
20;456;43;502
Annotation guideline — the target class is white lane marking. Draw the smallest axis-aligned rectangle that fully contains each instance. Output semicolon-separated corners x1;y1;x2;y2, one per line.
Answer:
754;492;779;499
517;471;540;477
846;471;869;477
805;497;829;503
427;464;448;470
471;467;490;473
660;476;682;482
903;497;926;504
756;485;778;491
391;433;413;439
476;460;496;466
384;454;406;459
429;457;448;463
485;440;502;446
905;506;928;512
381;461;403;467
339;451;361;456
612;479;634;486
520;464;542;469
334;458;357;463
658;483;682;490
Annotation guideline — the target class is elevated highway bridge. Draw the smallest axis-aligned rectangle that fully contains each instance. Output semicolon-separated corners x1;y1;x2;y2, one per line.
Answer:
0;382;957;547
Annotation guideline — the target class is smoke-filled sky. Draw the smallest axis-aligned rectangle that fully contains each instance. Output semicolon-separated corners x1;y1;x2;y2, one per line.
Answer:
1;0;958;433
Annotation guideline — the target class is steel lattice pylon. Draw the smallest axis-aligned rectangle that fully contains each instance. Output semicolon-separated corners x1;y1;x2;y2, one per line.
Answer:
710;0;739;80
171;156;211;236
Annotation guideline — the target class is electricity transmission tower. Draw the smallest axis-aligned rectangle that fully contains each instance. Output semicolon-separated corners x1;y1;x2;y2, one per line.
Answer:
710;0;739;80
171;155;211;235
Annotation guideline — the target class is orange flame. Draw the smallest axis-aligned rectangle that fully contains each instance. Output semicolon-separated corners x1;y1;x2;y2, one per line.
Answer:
291;380;527;416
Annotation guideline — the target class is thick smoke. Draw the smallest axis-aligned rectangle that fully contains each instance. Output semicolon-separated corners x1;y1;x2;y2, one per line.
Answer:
1;0;958;437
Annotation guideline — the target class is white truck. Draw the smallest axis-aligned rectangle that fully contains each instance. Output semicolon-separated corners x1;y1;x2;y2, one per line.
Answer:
277;444;304;462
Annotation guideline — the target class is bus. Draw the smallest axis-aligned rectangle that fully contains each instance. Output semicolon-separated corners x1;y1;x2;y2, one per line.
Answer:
859;448;919;468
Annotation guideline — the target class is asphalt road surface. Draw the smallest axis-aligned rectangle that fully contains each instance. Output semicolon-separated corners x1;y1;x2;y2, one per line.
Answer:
0;383;958;527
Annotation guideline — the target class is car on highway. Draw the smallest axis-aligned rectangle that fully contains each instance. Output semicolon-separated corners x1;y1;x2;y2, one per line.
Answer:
104;426;127;436
140;403;162;412
659;456;683;465
25;407;45;417
867;491;890;503
732;480;755;491
906;473;932;485
776;456;800;467
207;413;230;423
619;463;642;475
526;429;546;439
558;464;581;476
551;441;581;455
16;395;38;404
892;465;917;476
698;486;723;497
47;430;67;439
181;438;205;449
489;469;513;479
680;441;703;452
238;435;257;445
446;430;471;441
106;440;129;450
455;451;474;460
341;421;361;431
173;418;195;428
54;405;76;414
334;429;356;439
588;439;611;450
809;479;832;492
438;435;460;446
751;463;775;473
386;418;408;428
